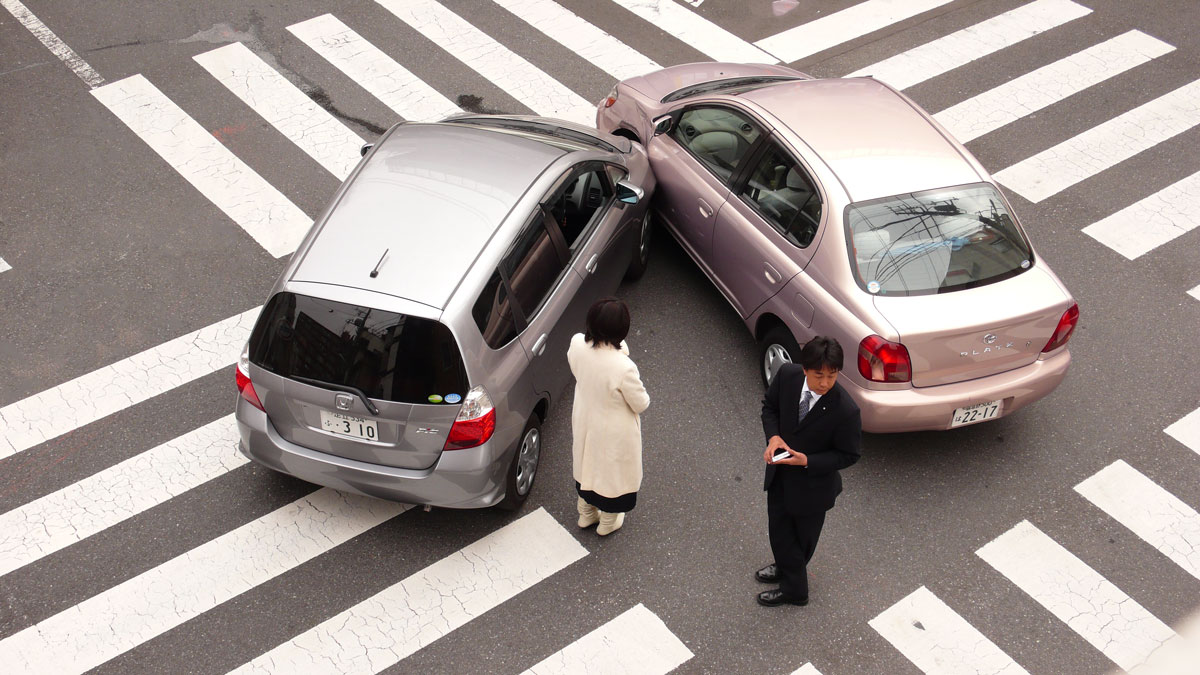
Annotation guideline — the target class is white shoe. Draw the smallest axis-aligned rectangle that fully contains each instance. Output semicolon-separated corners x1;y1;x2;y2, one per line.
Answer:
577;497;599;529
597;511;625;536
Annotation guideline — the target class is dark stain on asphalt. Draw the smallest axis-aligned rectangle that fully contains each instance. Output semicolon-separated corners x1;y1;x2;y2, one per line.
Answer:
307;88;388;136
457;94;506;115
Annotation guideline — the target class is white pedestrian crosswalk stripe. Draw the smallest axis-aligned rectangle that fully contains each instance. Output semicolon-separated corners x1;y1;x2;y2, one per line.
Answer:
1075;459;1200;582
847;0;1092;90
0;255;10;273
790;665;824;675
91;75;313;257
994;78;1200;203
1081;169;1200;260
1165;406;1200;456
1;0;104;87
608;0;775;64
0;489;409;675
976;520;1178;673
520;603;692;675
0;415;245;577
376;0;595;126
933;31;1173;143
491;0;660;81
1190;284;1200;301
0;306;258;460
194;42;365;181
287;14;461;124
230;507;586;675
870;586;1029;675
756;0;956;65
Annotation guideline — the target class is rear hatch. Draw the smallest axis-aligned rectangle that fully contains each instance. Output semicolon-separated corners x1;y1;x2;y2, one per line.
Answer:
847;183;1070;387
247;291;469;469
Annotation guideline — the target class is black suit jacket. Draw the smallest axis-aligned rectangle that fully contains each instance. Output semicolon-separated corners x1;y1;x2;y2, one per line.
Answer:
762;365;862;515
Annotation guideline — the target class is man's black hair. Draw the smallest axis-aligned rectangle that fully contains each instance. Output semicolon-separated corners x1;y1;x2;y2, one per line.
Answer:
585;297;630;349
798;335;844;371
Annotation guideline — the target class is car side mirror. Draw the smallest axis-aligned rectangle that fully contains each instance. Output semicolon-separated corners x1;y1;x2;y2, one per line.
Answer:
360;143;374;157
615;180;643;205
652;115;673;136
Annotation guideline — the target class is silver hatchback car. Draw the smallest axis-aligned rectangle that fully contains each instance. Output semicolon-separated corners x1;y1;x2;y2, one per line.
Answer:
235;115;656;509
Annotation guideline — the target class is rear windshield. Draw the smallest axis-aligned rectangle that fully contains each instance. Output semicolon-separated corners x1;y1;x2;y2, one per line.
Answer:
248;292;468;404
845;184;1033;296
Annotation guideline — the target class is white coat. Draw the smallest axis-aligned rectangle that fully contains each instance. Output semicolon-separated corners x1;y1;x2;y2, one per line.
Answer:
567;333;650;499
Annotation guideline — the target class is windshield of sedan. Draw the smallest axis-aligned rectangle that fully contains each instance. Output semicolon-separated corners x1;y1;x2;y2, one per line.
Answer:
660;76;804;103
844;184;1033;296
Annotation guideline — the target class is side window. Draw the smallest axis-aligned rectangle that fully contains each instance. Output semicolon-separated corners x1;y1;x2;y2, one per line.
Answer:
472;216;568;348
545;167;612;252
671;107;763;183
737;142;822;247
472;270;517;348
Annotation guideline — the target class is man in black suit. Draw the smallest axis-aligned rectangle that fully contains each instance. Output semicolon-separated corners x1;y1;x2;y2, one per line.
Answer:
756;336;861;607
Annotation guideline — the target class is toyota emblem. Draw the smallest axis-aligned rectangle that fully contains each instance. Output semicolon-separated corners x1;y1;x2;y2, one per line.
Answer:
334;393;354;411
982;333;998;344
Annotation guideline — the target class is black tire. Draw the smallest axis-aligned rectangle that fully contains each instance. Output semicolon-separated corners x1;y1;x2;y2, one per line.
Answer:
497;416;542;511
759;325;801;389
623;208;653;281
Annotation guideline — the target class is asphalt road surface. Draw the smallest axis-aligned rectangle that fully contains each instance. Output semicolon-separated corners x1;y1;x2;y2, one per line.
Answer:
1;1;1199;673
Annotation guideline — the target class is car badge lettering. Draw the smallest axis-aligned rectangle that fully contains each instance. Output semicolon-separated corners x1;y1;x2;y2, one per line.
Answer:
416;427;438;434
334;393;354;411
961;341;1016;357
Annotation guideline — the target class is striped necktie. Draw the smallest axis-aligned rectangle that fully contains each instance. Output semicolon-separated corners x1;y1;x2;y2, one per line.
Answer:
798;391;813;424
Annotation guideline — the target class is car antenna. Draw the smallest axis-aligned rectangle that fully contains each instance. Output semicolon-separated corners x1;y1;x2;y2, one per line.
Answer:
370;249;389;278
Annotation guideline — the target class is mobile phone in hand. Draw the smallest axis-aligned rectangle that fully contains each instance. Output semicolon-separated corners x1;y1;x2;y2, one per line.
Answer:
771;449;792;463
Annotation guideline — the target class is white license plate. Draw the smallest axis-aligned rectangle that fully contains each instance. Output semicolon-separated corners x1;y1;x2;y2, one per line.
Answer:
320;410;378;441
951;399;1003;428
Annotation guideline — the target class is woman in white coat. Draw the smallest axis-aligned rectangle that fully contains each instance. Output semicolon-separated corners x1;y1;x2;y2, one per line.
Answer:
567;297;650;536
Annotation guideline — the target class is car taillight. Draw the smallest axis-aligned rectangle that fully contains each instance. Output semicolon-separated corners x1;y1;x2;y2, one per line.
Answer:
858;335;912;383
235;344;264;411
444;385;496;450
1042;303;1080;353
602;86;618;108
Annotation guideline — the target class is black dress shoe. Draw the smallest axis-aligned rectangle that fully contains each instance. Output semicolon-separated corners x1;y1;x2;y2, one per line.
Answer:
755;564;779;583
757;589;808;607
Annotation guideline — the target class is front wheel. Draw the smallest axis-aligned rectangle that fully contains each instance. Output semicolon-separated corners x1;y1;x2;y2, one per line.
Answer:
759;326;801;389
623;209;653;281
497;416;541;511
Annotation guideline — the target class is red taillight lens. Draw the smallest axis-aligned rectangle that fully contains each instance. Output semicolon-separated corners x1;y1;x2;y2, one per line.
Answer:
858;335;912;383
1042;303;1079;353
236;363;264;411
444;386;496;450
602;86;618;108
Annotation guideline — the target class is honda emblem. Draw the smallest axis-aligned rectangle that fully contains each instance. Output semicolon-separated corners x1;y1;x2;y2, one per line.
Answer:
334;393;354;411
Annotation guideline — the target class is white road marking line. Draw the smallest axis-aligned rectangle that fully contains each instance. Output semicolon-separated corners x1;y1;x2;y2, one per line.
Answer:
1081;169;1200;259
0;489;408;675
287;14;460;123
1165;406;1200;456
0;307;258;460
230;507;586;675
374;0;594;126
520;603;692;675
1189;284;1200;301
869;586;1029;675
1075;460;1200;582
0;415;245;578
846;0;1091;90
934;31;1174;143
993;78;1200;203
0;256;10;273
976;520;1177;673
1;0;103;87
790;665;824;675
755;0;955;64
491;0;660;81
608;0;775;64
91;75;312;257
194;43;364;181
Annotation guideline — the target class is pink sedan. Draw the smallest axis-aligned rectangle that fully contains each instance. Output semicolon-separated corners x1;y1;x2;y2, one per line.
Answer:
597;62;1078;433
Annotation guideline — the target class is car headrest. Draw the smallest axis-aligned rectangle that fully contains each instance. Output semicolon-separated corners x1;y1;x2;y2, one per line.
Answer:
786;167;807;190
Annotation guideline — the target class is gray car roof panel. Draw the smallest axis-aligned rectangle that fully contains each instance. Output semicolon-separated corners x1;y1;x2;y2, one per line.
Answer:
291;123;567;309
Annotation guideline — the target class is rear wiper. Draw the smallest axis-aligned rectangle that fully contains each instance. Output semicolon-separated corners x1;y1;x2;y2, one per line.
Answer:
292;376;380;416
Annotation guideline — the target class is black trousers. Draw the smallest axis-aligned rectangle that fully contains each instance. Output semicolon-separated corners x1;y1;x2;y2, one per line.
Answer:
767;484;826;600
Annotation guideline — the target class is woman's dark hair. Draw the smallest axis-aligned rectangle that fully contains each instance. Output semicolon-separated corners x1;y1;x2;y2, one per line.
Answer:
585;297;630;349
798;335;844;371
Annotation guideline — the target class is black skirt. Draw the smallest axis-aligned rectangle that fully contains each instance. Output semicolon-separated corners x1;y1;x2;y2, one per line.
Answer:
576;481;637;513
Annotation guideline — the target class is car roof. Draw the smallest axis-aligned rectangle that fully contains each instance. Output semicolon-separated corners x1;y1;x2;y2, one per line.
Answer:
739;78;982;202
291;122;567;309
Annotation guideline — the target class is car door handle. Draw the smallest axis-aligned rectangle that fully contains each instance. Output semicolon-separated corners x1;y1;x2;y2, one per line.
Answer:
532;333;548;356
763;262;781;284
697;199;713;218
585;253;599;274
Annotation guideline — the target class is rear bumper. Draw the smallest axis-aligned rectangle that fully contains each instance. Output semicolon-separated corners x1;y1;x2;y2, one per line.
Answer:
847;348;1071;433
236;400;510;508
